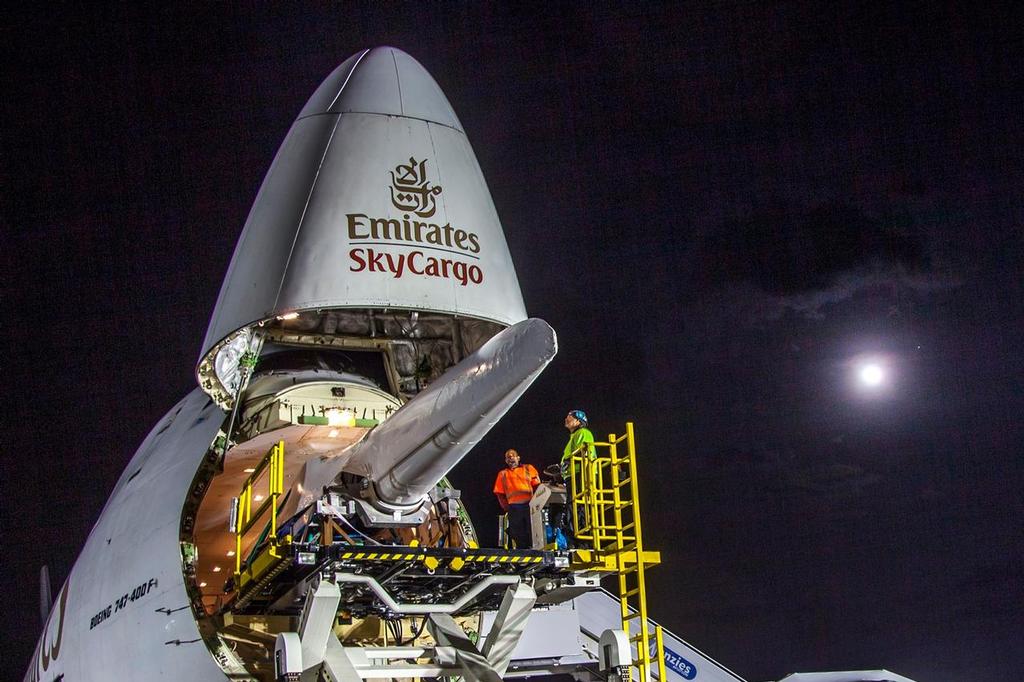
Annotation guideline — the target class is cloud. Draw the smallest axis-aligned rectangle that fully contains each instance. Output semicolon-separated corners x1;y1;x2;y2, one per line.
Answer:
694;201;959;320
784;462;882;497
687;445;883;495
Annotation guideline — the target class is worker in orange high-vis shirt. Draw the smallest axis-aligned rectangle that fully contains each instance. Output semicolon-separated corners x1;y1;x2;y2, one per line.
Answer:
493;448;540;549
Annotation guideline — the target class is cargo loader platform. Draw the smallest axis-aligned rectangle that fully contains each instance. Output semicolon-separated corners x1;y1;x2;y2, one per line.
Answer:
230;542;568;616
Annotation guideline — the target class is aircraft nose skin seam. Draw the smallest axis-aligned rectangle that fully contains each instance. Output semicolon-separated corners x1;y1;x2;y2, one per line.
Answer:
271;114;345;312
392;48;404;117
273;48;373;309
327;48;371;111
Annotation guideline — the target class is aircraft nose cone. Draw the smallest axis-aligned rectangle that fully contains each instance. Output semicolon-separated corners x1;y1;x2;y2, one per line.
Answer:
199;46;527;407
299;46;464;131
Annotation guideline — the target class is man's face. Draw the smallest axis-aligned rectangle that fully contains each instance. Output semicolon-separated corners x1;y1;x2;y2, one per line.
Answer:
565;413;580;430
505;450;520;468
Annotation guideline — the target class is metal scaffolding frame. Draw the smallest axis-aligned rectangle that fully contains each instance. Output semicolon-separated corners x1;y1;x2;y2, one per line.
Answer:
571;422;665;682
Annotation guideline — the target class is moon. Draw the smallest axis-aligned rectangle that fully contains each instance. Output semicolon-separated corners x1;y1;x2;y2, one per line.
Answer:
858;362;885;387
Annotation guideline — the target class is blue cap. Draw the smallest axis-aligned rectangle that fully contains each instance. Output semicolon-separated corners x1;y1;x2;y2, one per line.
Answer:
568;409;588;426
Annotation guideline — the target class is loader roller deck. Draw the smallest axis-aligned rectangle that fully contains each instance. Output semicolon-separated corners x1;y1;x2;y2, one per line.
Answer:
229;543;568;616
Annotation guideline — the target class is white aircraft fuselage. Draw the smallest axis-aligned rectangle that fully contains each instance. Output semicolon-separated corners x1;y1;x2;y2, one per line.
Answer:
25;46;552;682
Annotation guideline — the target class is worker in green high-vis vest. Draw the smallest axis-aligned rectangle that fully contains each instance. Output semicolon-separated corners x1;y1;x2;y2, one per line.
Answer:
560;409;595;479
560;409;595;546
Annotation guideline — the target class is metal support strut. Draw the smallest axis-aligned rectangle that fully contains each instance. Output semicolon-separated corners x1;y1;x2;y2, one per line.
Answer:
278;578;537;682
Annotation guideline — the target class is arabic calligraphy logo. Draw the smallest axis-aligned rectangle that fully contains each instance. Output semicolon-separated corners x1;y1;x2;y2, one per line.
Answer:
390;157;443;218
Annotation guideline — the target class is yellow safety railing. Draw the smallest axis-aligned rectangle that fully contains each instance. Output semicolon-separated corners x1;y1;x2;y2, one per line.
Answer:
233;441;286;577
570;423;665;682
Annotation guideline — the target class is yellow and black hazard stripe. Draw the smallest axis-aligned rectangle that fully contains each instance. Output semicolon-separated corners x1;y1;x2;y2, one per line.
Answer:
462;554;544;563
332;548;546;565
337;551;422;561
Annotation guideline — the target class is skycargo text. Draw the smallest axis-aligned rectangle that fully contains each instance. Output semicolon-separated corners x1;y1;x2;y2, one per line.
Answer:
349;248;483;286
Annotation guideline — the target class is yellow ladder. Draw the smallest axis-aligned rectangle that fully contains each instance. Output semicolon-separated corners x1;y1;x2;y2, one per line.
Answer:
232;441;290;591
571;423;666;682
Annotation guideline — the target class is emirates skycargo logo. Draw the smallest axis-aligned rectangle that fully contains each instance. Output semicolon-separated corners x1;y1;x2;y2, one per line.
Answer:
346;156;484;286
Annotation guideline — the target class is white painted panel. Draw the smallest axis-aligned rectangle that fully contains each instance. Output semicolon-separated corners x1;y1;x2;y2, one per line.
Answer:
481;607;583;660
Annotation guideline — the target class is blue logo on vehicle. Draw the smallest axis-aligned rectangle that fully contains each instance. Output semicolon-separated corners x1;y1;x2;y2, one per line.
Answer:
652;643;697;680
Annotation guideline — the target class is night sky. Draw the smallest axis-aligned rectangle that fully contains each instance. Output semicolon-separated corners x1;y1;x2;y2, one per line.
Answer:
4;4;1023;681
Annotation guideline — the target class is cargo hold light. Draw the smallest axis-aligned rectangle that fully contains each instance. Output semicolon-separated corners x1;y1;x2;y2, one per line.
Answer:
326;408;356;427
298;413;380;427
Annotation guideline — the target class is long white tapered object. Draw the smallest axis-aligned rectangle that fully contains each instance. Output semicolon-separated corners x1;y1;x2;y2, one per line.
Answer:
318;317;556;509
